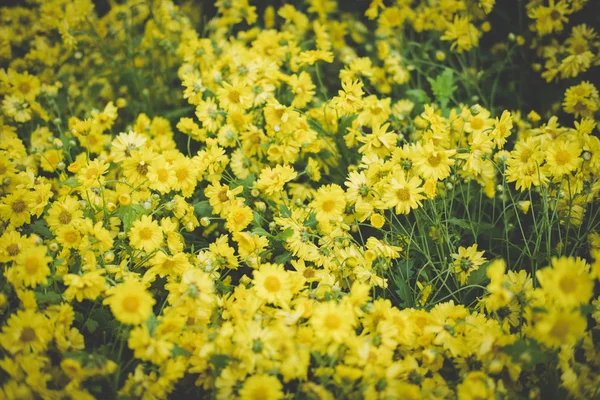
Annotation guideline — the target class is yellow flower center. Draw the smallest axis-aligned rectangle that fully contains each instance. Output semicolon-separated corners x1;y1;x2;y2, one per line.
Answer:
18;81;31;94
64;231;79;244
396;188;411;201
427;154;441;167
59;211;72;224
264;276;281;293
85;167;99;180
549;321;569;341
471;116;484;130
6;243;20;256
321;199;336;213
324;313;341;330
158;169;169;182
228;90;241;104
554;150;570;166
559;275;576;293
137;163;149;175
139;227;154;240
24;256;40;274
11;200;26;213
176;168;189;181
122;295;140;313
20;327;37;343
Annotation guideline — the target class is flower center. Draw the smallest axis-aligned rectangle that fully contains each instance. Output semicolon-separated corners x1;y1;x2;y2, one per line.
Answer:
139;227;154;240
396;188;411;201
264;276;281;293
427;154;441;167
59;211;72;224
11;200;26;213
122;295;140;313
321;199;336;213
6;243;20;256
20;327;37;343
559;276;576;293
325;313;341;330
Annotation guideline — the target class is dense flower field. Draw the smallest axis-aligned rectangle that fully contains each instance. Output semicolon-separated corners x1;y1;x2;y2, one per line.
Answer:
1;0;599;398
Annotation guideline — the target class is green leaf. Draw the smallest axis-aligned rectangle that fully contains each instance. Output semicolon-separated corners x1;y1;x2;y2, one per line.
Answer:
171;344;192;357
274;251;292;264
467;261;489;286
210;354;232;376
252;227;272;238
113;204;146;231
30;220;53;240
501;338;547;370
304;212;318;228
406;89;430;105
84;319;99;334
193;201;213;217
427;69;457;110
60;177;81;188
35;291;62;305
446;217;472;231
278;227;294;241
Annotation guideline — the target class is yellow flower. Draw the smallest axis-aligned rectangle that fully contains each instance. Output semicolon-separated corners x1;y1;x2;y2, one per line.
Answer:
0;309;52;354
147;155;176;194
252;263;292;306
14;245;51;288
77;158;109;188
239;374;284;400
415;142;455;181
534;309;586;348
46;196;83;233
0;187;33;227
441;16;481;53
104;280;155;325
254;164;297;197
0;229;29;263
382;171;425;215
217;79;254;113
536;257;593;308
171;155;198;198
311;301;355;345
225;203;254;233
562;81;599;117
128;325;173;365
129;215;163;253
63;270;107;302
457;372;496;400
452;244;486;285
310;184;346;222
544;140;582;177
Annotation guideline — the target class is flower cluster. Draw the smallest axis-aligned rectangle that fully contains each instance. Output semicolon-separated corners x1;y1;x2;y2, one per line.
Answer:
0;0;599;399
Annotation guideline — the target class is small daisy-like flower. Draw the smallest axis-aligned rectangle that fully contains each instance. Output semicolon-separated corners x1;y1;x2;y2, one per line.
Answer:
252;263;292;306
129;215;163;253
382;172;425;215
239;374;284;400
104;280;155;325
310;184;346;223
544;140;582;177
0;309;52;354
15;245;51;288
452;244;486;285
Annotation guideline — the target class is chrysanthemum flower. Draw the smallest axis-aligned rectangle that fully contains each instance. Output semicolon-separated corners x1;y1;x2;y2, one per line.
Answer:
0;309;52;354
104;280;155;325
310;184;346;222
536;256;593;308
382;171;425;215
129;215;163;253
238;374;284;400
